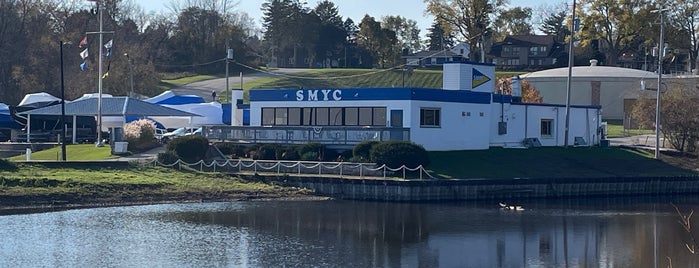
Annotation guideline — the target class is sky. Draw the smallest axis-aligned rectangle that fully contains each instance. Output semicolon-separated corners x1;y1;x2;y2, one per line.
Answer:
140;0;566;35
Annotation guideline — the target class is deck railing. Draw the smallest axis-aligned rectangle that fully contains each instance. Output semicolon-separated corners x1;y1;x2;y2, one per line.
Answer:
203;126;410;147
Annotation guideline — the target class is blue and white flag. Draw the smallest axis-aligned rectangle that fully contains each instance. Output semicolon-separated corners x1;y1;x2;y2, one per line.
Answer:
80;60;88;71
80;48;89;60
104;39;113;57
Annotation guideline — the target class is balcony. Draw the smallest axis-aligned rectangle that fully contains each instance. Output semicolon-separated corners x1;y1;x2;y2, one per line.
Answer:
203;126;411;148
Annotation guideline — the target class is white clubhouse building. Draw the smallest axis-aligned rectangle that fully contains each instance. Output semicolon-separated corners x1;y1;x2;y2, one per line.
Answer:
221;62;601;151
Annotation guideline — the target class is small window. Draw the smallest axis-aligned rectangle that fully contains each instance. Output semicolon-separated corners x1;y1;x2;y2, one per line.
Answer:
316;108;329;125
420;108;441;127
479;112;484;117
275;108;287;125
373;107;386;126
345;108;358;125
288;108;301;126
541;119;553;136
262;108;275;126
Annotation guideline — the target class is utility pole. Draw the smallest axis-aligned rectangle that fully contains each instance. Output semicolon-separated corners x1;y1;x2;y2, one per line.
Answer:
125;53;134;97
655;8;668;160
564;0;577;147
60;41;67;161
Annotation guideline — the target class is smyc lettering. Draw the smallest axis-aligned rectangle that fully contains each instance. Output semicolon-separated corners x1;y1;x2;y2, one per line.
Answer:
295;89;342;101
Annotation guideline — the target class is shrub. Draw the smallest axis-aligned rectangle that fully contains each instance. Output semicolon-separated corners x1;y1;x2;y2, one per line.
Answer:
280;145;300;160
217;143;246;158
157;151;179;165
0;159;17;172
166;135;209;163
123;119;157;152
297;143;335;161
255;144;280;160
370;141;430;168
352;141;379;162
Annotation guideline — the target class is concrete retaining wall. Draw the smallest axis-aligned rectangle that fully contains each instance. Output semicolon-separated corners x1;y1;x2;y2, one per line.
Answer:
266;175;699;201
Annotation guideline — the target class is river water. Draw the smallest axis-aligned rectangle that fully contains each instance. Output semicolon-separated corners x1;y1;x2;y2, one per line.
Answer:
1;198;698;267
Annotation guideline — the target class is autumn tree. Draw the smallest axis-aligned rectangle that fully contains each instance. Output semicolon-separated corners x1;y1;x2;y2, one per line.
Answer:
424;0;506;61
578;0;654;66
493;7;533;41
382;15;422;54
496;77;543;103
631;85;699;152
357;15;398;67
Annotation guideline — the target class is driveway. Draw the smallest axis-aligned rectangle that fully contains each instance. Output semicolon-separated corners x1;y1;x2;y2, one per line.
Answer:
170;68;306;101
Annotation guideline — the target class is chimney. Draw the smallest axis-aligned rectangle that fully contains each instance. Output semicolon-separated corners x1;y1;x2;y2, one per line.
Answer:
590;59;598;66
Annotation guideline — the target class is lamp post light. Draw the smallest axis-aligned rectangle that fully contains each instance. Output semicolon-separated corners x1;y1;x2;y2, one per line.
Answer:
564;0;577;147
654;7;669;160
59;41;68;161
124;53;134;98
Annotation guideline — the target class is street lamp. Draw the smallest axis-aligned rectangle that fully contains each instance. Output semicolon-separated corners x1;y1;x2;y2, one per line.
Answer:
59;41;68;161
564;0;577;147
653;7;669;160
124;53;134;97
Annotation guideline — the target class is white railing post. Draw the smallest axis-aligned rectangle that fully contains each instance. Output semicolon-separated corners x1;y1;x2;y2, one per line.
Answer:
319;162;322;175
360;164;363;178
403;167;406;179
254;160;257;173
340;164;343;178
277;161;281;174
298;162;301;174
213;160;216;173
383;166;386;178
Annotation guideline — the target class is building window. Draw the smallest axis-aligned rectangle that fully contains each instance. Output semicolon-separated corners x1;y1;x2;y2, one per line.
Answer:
541;119;553;136
263;107;385;126
262;108;275;126
275;108;288;125
288;108;301;126
420;108;441;127
540;46;547;52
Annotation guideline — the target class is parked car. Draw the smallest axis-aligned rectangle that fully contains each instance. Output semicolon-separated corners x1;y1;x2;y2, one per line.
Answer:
160;127;188;143
185;127;202;136
154;128;167;142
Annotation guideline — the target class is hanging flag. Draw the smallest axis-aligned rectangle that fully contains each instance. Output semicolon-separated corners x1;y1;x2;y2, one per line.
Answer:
102;60;110;78
80;60;88;71
104;39;113;57
78;36;88;48
80;48;89;60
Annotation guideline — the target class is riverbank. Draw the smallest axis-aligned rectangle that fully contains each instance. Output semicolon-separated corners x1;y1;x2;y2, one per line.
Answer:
0;162;321;213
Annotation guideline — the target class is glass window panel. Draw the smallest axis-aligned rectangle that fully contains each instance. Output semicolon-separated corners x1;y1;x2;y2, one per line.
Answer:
359;107;373;126
329;108;343;126
262;108;275;126
373;108;386;126
302;108;314;125
288;108;301;126
316;108;329;125
345;108;358;125
275;108;287;125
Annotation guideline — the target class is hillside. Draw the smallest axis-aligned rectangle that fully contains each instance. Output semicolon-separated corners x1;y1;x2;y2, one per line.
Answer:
243;68;523;91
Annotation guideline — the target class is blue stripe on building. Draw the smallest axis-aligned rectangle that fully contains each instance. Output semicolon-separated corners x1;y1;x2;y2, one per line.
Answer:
250;88;492;104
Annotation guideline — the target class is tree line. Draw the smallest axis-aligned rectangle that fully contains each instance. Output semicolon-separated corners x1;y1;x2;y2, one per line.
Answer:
2;0;698;106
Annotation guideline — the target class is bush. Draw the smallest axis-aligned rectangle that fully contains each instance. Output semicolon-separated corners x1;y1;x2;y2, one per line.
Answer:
157;151;179;165
255;144;280;160
0;159;17;172
280;145;300;160
123;119;158;152
352;141;379;162
297;142;335;161
166;135;209;163
370;141;430;168
217;143;245;158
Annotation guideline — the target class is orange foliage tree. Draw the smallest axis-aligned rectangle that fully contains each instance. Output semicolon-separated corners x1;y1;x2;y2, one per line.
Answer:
495;77;543;103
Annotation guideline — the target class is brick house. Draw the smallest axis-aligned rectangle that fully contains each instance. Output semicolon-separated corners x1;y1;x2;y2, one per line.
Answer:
489;35;566;70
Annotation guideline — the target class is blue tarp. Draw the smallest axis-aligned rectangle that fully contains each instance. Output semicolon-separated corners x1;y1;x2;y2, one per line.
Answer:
0;104;20;129
145;91;205;105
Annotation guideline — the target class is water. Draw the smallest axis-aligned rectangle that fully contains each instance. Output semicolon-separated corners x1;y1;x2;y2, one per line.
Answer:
0;198;698;267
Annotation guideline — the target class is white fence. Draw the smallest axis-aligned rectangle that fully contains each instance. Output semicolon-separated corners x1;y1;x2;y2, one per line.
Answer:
147;159;437;180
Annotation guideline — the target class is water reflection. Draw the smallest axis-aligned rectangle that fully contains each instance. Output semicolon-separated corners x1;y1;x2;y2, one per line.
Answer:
0;198;698;267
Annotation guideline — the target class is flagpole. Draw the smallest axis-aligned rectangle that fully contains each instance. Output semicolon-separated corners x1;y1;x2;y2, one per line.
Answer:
85;1;113;147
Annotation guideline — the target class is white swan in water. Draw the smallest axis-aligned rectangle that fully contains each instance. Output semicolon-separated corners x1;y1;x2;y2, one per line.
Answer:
499;202;524;211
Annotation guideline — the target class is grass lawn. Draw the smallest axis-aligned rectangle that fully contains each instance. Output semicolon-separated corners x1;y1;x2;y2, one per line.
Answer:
427;147;699;179
158;74;219;91
243;69;526;92
8;144;116;161
604;119;654;138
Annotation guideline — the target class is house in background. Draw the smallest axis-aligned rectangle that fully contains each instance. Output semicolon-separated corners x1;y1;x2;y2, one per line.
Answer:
403;42;470;68
489;35;566;70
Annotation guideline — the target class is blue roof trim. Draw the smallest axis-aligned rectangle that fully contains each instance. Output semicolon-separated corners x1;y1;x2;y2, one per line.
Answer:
250;88;492;104
512;102;602;109
444;60;495;67
491;94;513;103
